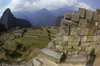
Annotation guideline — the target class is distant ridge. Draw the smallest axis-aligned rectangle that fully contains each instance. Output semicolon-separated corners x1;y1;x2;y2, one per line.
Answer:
0;8;32;30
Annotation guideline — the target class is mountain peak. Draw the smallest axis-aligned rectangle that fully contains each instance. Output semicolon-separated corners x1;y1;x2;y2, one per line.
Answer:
4;8;11;14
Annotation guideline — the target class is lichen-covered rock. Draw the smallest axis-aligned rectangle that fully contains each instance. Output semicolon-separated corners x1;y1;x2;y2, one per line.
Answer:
61;19;77;27
61;26;69;35
64;13;71;20
71;13;79;22
79;8;86;18
86;10;94;20
70;27;81;35
94;12;99;21
66;55;87;63
79;19;87;28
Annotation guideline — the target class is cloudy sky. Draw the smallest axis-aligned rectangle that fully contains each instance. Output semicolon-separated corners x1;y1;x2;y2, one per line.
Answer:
0;0;99;16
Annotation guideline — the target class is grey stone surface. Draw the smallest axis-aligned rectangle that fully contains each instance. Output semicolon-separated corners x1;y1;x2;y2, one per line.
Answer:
61;19;77;27
63;36;80;42
71;13;79;22
40;48;64;63
61;26;69;35
68;42;79;46
81;42;90;47
80;28;89;35
48;42;54;49
79;19;87;28
26;62;33;66
97;30;100;35
66;55;87;63
85;47;93;51
32;57;42;66
81;36;95;42
74;47;82;51
56;33;63;41
64;13;71;20
94;12;99;21
55;45;63;51
79;8;86;18
70;27;81;35
64;46;72;50
86;10;94;20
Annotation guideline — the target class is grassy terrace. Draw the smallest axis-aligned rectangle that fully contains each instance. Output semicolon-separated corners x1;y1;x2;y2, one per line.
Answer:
0;38;51;62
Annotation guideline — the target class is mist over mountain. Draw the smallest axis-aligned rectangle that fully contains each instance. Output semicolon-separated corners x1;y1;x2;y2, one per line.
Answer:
32;8;56;27
0;8;32;30
12;7;77;27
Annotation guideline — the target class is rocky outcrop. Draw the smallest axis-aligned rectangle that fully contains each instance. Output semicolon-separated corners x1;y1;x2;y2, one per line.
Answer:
0;8;32;30
32;8;100;66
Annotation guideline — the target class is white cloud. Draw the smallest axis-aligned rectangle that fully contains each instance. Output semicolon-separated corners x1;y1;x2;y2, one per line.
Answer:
2;0;94;13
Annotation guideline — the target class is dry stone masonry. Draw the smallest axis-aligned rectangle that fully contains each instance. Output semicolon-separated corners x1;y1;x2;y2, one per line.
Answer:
23;27;61;40
32;8;100;66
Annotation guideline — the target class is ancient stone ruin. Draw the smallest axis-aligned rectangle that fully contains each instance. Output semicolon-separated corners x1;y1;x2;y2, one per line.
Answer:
32;8;100;66
23;27;60;40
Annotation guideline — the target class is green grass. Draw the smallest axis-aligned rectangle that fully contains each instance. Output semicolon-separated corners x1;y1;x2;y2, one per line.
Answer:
0;38;51;62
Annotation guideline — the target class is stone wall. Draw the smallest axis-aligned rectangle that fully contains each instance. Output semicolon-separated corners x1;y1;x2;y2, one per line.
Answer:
23;27;61;40
32;8;100;65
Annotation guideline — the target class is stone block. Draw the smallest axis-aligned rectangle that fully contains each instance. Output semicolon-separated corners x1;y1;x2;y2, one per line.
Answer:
94;12;99;21
56;33;63;41
61;19;77;27
58;41;63;45
88;28;97;35
81;36;95;42
80;28;89;35
86;10;94;20
79;52;86;55
68;42;79;46
64;13;71;20
79;8;86;18
66;55;87;63
74;50;79;55
79;19;88;28
64;46;72;50
94;35;100;41
74;47;82;51
40;48;65;63
70;27;81;35
61;26;69;35
71;13;79;22
63;36;80;42
47;42;54;49
95;22;99;27
97;30;100;35
87;36;95;41
67;51;73;55
89;42;97;47
81;42;90;47
55;45;63;51
32;57;42;66
85;47;93;51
